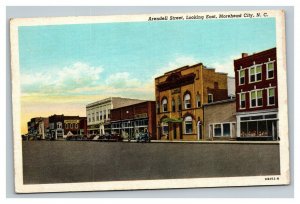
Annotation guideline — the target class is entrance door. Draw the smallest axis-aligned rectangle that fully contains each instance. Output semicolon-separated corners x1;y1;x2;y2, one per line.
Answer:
197;121;202;140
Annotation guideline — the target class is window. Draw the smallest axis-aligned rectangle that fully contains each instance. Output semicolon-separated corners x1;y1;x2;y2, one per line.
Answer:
214;124;222;137
250;90;263;108
240;93;246;109
178;97;182;111
65;123;68;129
267;62;274;79
239;69;245;85
184;93;191;109
92;113;95;122
249;65;262;83
268;88;275;105
162;98;168;112
75;123;78;129
184;116;193;134
162;122;169;135
172;99;175;112
156;102;160;113
103;110;107;120
108;109;111;119
211;123;232;137
100;111;102;120
70;123;73;129
208;94;213;103
196;94;201;108
96;112;99;121
88;114;91;122
57;122;62;129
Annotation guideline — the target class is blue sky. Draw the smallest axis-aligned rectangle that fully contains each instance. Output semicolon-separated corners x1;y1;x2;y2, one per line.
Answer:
18;17;276;133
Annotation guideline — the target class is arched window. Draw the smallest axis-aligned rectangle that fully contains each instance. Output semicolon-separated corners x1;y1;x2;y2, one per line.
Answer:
171;98;175;112
162;98;168;112
184;116;193;134
184;93;191;109
196;94;201;108
208;93;213;103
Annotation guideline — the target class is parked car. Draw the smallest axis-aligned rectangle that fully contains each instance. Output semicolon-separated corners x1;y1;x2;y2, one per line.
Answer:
136;132;151;143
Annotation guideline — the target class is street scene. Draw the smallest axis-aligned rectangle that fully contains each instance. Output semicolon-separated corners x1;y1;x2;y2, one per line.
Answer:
23;48;279;143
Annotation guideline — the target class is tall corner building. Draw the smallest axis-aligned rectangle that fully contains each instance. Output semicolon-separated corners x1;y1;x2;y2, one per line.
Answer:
155;63;229;141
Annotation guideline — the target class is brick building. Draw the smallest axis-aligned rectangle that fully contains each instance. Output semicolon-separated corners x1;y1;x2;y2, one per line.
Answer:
86;97;145;136
234;47;279;140
155;63;229;141
110;101;156;140
203;99;236;140
27;117;49;139
49;114;87;140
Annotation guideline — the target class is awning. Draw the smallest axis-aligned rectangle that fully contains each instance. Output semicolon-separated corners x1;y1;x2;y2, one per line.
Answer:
162;117;183;123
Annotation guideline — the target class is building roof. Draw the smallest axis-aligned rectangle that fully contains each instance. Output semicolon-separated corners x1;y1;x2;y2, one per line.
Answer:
86;97;145;108
234;47;276;62
203;98;236;107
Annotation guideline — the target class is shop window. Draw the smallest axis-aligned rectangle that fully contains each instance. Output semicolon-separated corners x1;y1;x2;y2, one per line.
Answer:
162;98;168;112
240;93;246;109
267;62;274;79
239;69;245;85
211;123;231;137
196;94;201;108
184;93;191;109
208;93;213;103
268;88;275;105
172;98;176;112
184;116;193;134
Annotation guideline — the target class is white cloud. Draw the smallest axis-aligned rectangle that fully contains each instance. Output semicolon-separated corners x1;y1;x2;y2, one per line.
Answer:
21;62;104;94
206;55;240;77
105;72;142;88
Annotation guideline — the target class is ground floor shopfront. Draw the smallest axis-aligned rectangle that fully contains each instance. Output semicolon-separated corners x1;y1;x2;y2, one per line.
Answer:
111;118;151;139
157;117;203;141
236;109;279;141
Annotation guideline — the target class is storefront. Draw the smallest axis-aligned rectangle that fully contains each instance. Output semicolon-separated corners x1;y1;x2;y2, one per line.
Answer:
236;111;278;140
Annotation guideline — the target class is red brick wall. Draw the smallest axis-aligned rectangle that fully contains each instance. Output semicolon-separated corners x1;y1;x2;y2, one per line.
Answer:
234;48;278;113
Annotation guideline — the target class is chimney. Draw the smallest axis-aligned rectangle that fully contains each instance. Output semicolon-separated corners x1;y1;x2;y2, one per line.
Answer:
242;53;248;58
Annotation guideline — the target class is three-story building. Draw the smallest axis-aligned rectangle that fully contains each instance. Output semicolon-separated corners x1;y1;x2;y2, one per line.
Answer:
234;47;279;140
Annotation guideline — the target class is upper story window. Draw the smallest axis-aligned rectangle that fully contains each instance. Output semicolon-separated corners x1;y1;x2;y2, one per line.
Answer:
249;65;262;83
268;88;275;106
208;93;213;103
103;110;107;120
65;123;68;129
57;122;62;129
196;94;201;108
267;62;274;79
88;114;91;122
156;101;160;113
162;98;168;112
108;109;111;119
100;111;102;120
70;123;73;129
184;93;191;109
92;113;95;122
240;93;246;109
171;98;176;112
184;116;193;134
177;96;182;111
239;69;245;85
250;90;263;108
96;112;99;121
75;123;78;129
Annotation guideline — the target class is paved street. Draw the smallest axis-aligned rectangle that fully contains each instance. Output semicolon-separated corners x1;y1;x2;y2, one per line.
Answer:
22;141;280;184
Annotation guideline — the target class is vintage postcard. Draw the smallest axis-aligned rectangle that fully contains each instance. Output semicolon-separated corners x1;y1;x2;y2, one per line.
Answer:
10;10;290;193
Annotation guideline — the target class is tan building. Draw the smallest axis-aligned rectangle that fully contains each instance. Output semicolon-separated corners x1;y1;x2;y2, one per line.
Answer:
155;63;229;141
203;99;236;141
86;97;145;136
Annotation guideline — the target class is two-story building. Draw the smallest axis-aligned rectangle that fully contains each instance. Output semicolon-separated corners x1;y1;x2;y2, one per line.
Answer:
155;63;229;141
27;117;49;139
234;47;279;140
110;101;156;140
86;97;145;136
